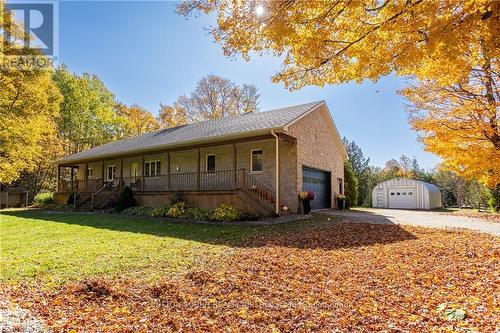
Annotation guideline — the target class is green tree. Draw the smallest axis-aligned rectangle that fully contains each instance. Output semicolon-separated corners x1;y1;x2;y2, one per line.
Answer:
342;138;370;206
344;160;358;209
53;66;120;154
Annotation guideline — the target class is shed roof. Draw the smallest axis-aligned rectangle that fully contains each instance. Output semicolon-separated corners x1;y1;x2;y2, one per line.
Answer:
376;178;441;193
58;101;325;164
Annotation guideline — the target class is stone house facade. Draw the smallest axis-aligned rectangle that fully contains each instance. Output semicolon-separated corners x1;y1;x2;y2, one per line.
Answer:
56;101;347;216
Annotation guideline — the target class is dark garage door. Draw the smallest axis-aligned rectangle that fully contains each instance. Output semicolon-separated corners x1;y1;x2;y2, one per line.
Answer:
302;167;331;210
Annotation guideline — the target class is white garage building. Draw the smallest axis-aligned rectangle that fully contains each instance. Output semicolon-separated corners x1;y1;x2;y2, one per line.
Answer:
372;178;442;209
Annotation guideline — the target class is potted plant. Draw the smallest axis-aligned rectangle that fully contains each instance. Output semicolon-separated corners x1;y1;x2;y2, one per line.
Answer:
299;191;316;214
336;193;346;210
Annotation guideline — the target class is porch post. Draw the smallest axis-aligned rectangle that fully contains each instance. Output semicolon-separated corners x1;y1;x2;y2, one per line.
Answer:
70;166;74;193
84;162;89;191
196;148;200;190
120;158;123;188
141;156;145;191
57;164;61;192
101;162;105;186
232;143;237;189
166;152;170;190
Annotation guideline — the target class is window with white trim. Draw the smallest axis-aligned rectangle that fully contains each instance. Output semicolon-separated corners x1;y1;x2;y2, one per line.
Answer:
107;165;116;181
87;168;93;179
251;150;263;172
144;161;161;177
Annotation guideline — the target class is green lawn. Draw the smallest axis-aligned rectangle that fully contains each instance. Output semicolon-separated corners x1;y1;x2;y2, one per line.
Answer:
0;209;311;284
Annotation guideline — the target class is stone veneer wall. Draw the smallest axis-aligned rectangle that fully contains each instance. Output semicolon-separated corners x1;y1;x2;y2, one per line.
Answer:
287;105;346;209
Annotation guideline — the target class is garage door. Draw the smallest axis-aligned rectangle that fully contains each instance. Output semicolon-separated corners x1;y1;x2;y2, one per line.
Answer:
388;189;416;209
302;167;331;210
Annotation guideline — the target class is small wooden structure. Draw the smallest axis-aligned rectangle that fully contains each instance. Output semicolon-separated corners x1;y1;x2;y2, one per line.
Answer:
0;184;29;209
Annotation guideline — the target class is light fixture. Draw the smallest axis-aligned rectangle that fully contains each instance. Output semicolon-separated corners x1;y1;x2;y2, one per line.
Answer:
255;4;265;16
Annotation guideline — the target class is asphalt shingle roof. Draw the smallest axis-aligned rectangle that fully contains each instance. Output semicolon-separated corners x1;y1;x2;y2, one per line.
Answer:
59;101;324;164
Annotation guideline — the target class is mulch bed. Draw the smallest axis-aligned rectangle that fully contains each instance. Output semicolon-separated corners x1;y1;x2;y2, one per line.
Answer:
4;222;499;332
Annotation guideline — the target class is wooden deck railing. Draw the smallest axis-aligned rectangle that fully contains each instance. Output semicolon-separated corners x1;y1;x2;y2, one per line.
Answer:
60;169;276;208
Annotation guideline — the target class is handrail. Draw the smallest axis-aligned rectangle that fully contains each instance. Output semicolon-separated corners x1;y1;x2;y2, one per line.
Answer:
91;178;120;210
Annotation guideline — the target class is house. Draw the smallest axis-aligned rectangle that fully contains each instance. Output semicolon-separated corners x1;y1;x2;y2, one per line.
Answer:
0;184;29;209
372;178;442;210
55;101;347;216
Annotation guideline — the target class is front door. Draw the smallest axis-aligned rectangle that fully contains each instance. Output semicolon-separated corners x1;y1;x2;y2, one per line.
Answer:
107;165;116;181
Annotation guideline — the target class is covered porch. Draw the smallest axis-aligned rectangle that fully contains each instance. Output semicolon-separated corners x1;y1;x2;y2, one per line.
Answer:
56;133;298;213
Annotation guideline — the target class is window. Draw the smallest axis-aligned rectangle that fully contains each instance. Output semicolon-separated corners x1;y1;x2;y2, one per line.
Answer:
87;168;93;179
338;178;343;194
206;154;215;172
107;165;116;181
251;150;263;172
391;192;395;195
397;192;401;195
402;192;407;195
408;192;413;195
145;161;161;177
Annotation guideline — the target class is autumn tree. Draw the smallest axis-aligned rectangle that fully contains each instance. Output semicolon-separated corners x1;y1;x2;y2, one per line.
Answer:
115;103;159;138
158;103;188;128
0;4;62;184
53;66;121;154
179;0;499;189
403;67;499;187
167;74;260;122
179;1;498;89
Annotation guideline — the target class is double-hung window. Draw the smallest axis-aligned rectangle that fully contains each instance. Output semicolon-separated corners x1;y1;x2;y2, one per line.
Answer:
145;161;161;177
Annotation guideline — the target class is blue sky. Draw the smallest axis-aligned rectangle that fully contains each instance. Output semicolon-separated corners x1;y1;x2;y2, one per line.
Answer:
58;0;440;169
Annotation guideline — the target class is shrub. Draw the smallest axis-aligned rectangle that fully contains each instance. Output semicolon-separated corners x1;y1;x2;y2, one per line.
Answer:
150;206;170;217
33;192;54;207
171;192;183;205
67;192;76;206
186;207;212;221
116;186;136;212
121;206;151;216
167;202;188;218
211;204;241;222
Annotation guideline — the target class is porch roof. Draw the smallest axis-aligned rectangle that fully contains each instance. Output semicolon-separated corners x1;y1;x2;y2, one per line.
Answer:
58;101;324;165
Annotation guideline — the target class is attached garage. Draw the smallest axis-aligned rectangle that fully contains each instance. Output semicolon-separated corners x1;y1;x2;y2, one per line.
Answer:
302;167;331;210
372;178;441;210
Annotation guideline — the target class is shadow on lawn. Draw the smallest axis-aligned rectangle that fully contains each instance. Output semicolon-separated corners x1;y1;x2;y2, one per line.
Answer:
0;209;417;250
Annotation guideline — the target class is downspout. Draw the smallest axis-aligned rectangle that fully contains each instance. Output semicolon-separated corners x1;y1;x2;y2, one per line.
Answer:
271;130;279;215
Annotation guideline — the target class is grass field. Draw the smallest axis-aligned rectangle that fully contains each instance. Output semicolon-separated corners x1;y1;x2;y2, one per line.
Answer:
0;209;309;284
1;209;498;331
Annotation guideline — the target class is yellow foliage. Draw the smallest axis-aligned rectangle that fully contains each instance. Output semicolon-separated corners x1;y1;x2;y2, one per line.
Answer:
402;65;499;187
179;0;499;90
0;4;61;183
115;103;160;138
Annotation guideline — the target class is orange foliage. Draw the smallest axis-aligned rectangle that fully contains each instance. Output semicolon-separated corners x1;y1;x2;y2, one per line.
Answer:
5;222;498;332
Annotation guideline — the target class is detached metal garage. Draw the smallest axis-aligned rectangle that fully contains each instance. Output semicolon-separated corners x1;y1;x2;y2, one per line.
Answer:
372;178;441;210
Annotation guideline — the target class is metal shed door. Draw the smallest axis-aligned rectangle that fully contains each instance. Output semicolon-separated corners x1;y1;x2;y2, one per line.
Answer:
388;188;416;209
302;167;331;210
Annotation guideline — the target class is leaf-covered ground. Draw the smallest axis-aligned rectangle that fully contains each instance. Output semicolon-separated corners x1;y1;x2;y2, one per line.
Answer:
439;209;500;223
3;216;498;332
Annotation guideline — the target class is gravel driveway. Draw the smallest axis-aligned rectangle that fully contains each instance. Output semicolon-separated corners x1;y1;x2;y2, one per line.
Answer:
320;208;500;236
